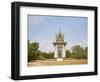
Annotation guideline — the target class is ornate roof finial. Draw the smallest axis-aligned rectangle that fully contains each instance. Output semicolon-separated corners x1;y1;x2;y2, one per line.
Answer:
59;27;61;33
56;27;64;38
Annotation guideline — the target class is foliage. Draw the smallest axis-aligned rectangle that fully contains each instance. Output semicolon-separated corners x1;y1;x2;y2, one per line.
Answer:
28;40;54;62
66;50;71;58
28;40;87;62
42;52;54;59
71;45;87;59
28;41;39;62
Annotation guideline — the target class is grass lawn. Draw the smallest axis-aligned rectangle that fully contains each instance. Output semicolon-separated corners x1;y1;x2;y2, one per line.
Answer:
28;58;87;67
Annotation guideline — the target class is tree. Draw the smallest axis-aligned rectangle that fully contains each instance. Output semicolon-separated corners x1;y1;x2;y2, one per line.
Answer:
46;51;54;59
82;47;88;59
66;50;71;58
71;45;87;59
28;41;54;62
28;41;39;62
40;52;54;59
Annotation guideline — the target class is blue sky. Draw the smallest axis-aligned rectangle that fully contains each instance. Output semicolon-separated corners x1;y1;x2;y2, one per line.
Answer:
28;15;88;52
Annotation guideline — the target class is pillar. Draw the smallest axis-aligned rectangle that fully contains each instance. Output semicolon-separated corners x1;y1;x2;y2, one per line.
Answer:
54;45;57;58
62;45;66;58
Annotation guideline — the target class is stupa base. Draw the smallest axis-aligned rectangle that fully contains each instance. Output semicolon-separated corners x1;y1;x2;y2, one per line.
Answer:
56;58;63;61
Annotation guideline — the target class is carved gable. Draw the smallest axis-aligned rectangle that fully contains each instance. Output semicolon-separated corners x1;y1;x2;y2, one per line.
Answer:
56;32;64;43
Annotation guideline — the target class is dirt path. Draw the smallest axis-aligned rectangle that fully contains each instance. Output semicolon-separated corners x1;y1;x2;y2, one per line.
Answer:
28;58;87;67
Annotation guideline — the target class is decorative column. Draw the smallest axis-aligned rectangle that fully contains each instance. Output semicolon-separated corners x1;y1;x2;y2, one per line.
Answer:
54;45;57;58
62;45;66;58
